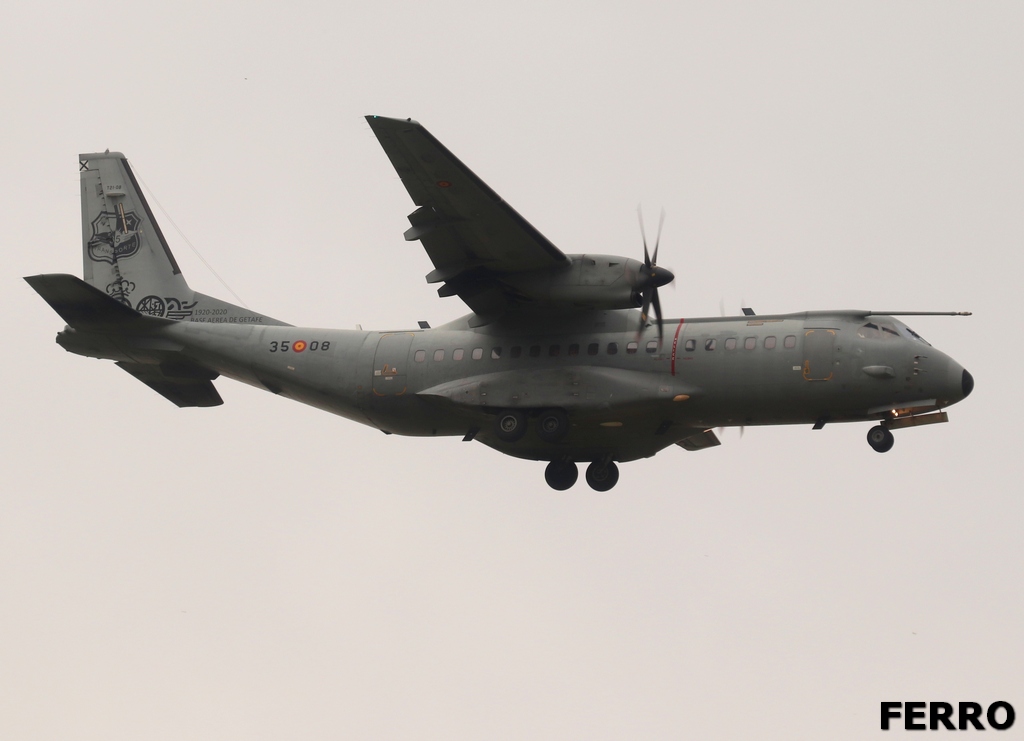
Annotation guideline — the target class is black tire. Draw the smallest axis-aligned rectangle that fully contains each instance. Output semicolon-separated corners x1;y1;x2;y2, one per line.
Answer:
544;460;578;490
537;408;569;443
495;409;527;442
585;461;620;491
866;425;895;453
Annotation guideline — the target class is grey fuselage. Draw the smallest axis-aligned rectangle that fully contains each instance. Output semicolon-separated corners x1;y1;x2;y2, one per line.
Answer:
81;307;970;463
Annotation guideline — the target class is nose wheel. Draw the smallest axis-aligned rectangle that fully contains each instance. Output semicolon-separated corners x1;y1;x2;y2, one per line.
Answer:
867;425;895;453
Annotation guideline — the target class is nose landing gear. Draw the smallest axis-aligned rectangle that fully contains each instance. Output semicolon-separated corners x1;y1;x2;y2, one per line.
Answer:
867;425;895;453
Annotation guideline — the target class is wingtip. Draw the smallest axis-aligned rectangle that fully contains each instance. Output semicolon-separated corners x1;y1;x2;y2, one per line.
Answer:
365;115;420;127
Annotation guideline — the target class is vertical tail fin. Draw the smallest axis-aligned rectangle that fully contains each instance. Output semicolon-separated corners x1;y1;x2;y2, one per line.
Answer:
78;152;286;326
80;152;192;310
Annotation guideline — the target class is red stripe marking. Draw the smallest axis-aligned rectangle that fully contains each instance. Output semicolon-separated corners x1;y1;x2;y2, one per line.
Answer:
670;319;685;376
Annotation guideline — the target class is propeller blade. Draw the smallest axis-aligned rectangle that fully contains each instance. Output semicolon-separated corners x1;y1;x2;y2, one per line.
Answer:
639;288;652;325
651;287;664;343
651;209;665;266
637;206;651;266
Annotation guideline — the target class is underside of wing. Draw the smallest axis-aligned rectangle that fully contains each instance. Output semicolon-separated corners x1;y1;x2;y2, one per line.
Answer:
366;116;570;323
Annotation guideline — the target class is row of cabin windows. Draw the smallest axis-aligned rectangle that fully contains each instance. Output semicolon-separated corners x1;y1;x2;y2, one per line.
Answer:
684;335;798;352
413;340;661;363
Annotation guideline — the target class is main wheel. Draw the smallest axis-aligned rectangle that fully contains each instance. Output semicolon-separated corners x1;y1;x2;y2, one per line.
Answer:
867;425;895;453
537;408;569;442
544;460;578;490
495;410;527;442
585;461;620;491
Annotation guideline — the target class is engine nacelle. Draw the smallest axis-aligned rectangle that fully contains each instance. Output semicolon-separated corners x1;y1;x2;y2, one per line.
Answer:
501;254;647;310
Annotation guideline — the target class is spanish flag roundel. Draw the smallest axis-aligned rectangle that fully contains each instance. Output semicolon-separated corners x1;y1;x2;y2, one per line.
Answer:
292;340;307;353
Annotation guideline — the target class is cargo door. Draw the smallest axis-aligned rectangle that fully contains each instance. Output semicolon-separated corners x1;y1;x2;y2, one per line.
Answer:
802;328;836;381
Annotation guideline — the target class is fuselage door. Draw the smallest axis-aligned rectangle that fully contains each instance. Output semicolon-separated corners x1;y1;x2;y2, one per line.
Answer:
803;328;836;381
372;332;414;396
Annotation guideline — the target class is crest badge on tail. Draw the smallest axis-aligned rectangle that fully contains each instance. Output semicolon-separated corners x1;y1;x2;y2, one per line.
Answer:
87;210;142;264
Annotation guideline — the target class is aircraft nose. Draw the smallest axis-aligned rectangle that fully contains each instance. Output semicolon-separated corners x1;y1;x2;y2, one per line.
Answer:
942;360;974;406
962;368;974;398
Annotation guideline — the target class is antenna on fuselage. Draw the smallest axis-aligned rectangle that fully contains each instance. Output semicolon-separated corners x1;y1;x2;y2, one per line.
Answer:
868;311;972;316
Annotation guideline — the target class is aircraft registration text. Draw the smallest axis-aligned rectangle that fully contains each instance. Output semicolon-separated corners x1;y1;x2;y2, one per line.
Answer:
268;340;331;353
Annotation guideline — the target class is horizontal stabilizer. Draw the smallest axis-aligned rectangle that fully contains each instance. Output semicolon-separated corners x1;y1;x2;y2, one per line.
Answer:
117;361;223;407
25;273;170;329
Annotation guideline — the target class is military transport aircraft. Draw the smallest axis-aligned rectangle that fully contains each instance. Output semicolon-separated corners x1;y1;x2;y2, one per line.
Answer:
26;116;974;491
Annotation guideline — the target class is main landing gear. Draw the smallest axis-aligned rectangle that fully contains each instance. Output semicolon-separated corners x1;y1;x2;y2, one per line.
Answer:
585;461;619;491
494;408;569;443
544;460;578;490
866;425;895;453
495;410;528;442
543;460;620;491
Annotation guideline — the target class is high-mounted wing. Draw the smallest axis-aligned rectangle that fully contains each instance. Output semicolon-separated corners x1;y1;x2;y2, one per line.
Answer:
366;116;569;322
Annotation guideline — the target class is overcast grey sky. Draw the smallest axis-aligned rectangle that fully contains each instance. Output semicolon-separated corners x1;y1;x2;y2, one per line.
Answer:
2;2;1022;739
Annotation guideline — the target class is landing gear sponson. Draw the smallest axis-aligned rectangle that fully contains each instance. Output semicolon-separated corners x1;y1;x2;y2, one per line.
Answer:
499;409;620;491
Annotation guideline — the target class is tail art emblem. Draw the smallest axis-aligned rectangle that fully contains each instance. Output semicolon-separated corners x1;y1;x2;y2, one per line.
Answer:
88;210;142;264
105;278;135;306
135;296;198;320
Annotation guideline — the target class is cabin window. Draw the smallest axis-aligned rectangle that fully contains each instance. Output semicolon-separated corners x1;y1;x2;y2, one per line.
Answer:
587;343;599;356
744;337;756;350
607;342;618;355
433;349;444;361
684;339;696;352
549;344;560;357
764;336;776;349
626;341;638;354
529;345;541;358
568;343;580;356
510;346;522;359
646;340;659;354
491;347;502;359
725;338;737;350
453;348;464;361
705;339;716;351
784;335;796;349
414;350;426;362
472;348;483;360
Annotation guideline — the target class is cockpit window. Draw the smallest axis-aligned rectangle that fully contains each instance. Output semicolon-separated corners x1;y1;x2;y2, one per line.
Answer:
901;325;931;346
857;322;879;339
858;321;901;340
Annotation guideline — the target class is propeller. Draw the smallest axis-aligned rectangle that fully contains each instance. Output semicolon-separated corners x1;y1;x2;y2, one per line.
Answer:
636;207;675;342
